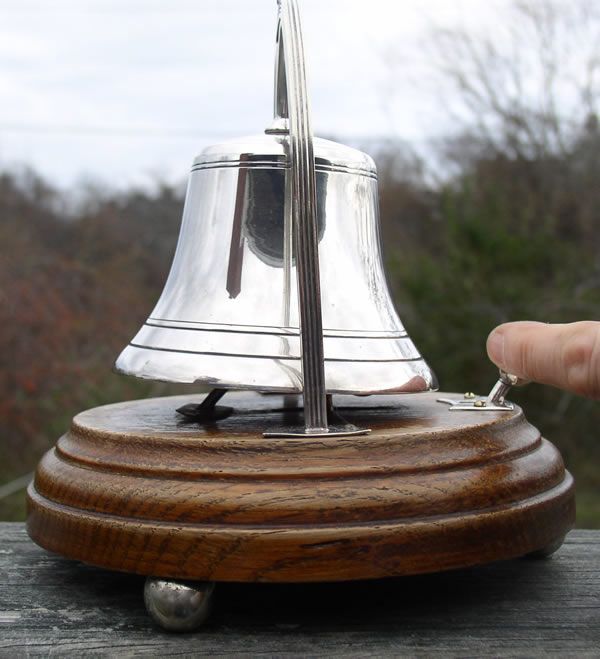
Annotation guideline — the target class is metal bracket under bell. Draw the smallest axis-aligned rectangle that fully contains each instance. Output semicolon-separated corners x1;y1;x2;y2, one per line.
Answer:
264;426;371;438
438;371;524;412
176;389;234;422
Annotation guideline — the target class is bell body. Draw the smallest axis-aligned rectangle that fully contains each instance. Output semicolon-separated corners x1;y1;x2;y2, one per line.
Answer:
116;134;436;394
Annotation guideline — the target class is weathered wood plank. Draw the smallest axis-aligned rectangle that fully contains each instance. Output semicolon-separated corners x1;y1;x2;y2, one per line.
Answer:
0;524;598;657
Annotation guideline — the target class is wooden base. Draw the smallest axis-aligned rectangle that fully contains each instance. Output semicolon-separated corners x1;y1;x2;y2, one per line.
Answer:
27;392;575;583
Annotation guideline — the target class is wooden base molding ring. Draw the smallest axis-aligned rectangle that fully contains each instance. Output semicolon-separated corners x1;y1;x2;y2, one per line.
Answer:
27;392;575;583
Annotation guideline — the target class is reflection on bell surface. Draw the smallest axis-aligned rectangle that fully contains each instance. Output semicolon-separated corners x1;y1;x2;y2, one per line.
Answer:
115;132;437;395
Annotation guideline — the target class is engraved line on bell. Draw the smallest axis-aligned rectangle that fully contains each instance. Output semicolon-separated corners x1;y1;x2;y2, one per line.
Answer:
144;320;410;339
128;343;426;364
191;160;378;178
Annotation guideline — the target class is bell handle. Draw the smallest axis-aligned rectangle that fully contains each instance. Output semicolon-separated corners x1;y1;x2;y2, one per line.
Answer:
274;0;328;433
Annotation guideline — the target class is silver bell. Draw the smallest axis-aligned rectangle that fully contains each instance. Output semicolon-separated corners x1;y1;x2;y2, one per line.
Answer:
115;0;437;403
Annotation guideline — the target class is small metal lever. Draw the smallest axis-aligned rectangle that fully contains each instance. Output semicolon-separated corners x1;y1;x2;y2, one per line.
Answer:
438;370;527;412
486;371;527;407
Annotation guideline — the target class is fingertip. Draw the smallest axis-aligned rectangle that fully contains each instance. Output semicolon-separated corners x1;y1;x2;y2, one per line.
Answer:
487;321;550;381
486;326;506;367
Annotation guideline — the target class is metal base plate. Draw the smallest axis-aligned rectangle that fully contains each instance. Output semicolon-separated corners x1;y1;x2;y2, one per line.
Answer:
264;425;371;438
437;397;514;412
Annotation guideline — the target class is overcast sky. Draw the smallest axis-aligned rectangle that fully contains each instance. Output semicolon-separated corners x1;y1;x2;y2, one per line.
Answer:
0;0;500;189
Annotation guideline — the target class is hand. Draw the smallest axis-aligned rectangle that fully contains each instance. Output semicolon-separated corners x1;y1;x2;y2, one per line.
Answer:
486;321;600;399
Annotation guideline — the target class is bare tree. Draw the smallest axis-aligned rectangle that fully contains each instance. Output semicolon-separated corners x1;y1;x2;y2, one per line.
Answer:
380;0;600;165
425;0;600;161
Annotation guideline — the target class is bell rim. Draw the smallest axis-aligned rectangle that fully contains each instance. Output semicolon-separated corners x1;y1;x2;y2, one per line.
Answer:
114;344;438;395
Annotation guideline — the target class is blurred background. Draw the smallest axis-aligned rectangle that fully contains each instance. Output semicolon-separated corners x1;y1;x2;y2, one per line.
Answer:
1;0;599;525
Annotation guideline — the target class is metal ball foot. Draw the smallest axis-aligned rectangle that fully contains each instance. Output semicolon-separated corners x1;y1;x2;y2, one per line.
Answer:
144;577;215;631
526;535;566;560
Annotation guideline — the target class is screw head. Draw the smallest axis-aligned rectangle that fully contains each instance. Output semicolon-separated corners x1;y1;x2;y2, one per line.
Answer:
464;392;476;399
474;400;486;407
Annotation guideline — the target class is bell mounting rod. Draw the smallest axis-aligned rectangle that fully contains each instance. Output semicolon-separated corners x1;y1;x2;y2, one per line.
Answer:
275;0;328;434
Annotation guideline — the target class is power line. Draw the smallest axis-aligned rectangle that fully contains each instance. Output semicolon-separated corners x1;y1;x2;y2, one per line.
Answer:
0;122;239;140
0;121;413;144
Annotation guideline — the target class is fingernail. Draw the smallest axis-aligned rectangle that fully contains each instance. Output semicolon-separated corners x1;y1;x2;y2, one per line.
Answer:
487;328;505;366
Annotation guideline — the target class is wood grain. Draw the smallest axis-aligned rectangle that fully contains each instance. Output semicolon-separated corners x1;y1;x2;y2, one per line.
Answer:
3;524;599;656
27;392;575;582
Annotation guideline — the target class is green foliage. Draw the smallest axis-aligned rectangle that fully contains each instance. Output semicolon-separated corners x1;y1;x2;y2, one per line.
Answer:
0;170;186;493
